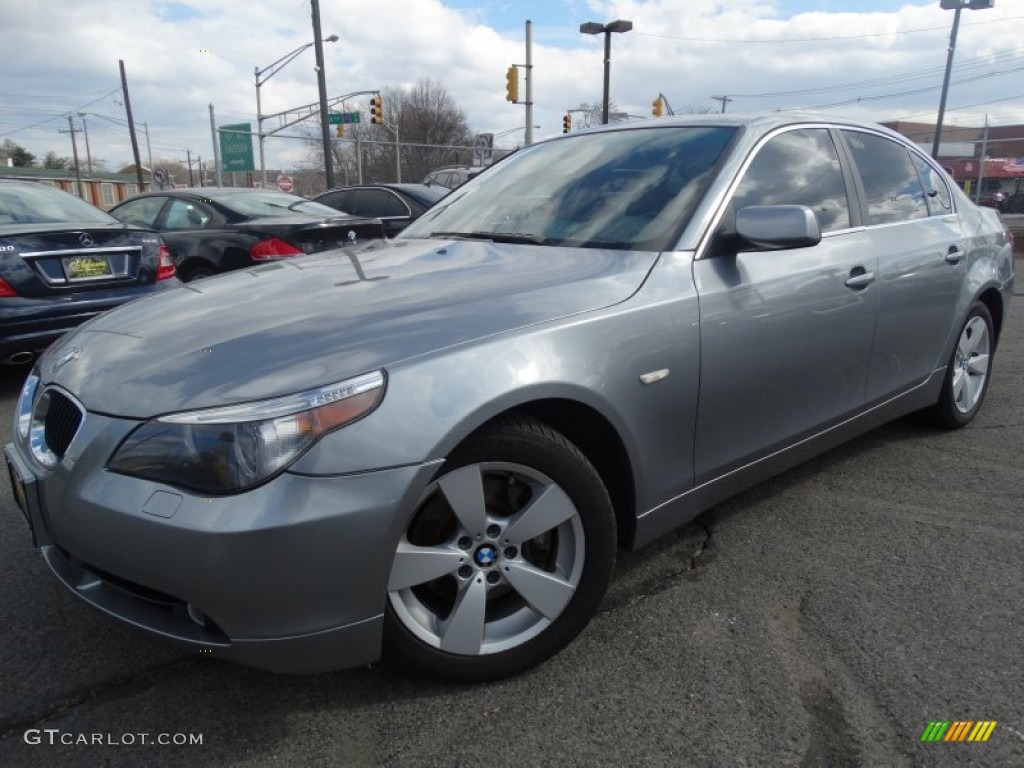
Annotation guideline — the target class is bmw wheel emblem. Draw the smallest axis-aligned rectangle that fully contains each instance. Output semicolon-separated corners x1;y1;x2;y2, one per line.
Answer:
474;546;497;567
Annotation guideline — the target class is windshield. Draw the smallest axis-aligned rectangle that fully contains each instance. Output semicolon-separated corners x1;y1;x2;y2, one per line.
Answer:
0;182;116;230
216;190;343;218
401;126;737;251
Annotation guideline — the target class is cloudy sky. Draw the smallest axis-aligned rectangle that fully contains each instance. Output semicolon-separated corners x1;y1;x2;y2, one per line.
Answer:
2;0;1022;171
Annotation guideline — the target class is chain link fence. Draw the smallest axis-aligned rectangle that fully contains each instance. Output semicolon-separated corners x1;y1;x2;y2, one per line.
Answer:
217;132;518;198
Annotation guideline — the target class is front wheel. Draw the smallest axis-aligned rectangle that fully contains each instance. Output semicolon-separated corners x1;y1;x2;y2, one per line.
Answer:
924;302;995;429
384;417;616;682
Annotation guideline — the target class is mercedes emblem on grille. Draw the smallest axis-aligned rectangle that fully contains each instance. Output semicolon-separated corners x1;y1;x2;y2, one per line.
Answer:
79;233;94;248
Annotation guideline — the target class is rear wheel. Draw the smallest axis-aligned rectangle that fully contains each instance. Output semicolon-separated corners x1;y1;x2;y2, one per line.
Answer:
384;417;616;682
924;302;994;429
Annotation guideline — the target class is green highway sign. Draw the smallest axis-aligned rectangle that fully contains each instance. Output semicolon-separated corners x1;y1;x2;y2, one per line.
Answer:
219;123;254;172
328;112;361;125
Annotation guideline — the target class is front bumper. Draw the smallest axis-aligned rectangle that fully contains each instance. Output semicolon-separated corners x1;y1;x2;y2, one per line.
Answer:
5;417;439;674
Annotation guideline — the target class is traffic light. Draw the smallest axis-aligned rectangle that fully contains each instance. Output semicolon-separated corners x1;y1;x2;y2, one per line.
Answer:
562;112;571;134
652;96;664;117
336;123;345;137
369;95;384;125
505;66;519;103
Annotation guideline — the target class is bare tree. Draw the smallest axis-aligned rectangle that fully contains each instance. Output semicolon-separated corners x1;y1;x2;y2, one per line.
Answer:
303;79;475;187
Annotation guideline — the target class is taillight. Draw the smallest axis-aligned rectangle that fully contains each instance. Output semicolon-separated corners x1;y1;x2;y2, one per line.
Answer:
156;245;176;281
0;277;17;297
250;237;304;261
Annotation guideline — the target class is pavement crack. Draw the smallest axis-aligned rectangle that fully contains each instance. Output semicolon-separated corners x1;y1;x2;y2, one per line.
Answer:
0;657;196;741
598;516;716;615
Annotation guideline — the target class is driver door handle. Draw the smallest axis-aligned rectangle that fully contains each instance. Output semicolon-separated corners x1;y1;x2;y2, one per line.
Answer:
945;246;966;264
845;267;875;289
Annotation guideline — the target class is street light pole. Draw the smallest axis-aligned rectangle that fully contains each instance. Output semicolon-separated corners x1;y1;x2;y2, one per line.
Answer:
580;20;632;125
933;0;995;159
255;33;338;189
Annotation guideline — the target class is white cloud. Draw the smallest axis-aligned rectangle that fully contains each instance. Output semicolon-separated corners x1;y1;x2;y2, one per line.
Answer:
3;0;1022;171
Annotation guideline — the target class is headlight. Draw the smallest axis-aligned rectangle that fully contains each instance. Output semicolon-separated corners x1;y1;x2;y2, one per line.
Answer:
108;371;385;494
16;371;40;441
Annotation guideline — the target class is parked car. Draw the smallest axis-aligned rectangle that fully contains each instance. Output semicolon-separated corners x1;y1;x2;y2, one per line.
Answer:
0;180;177;365
422;166;477;190
978;190;1006;212
313;184;448;237
7;115;1014;682
109;188;384;281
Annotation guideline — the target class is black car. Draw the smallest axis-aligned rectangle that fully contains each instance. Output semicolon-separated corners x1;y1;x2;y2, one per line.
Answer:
313;184;448;237
110;188;384;281
0;180;178;365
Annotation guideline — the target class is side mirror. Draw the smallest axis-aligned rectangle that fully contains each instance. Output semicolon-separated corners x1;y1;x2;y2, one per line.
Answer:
735;205;821;251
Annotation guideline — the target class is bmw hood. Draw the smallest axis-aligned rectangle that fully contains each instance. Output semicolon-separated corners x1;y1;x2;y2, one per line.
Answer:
41;238;659;417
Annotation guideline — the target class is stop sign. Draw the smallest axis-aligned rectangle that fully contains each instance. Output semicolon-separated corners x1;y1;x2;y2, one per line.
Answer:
276;175;294;193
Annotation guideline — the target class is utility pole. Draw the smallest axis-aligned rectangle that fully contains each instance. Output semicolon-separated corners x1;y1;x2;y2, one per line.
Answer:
711;95;732;113
76;113;93;174
59;116;84;197
974;114;989;203
142;121;154;182
525;20;534;147
310;0;335;188
209;103;223;187
186;149;195;186
119;59;145;189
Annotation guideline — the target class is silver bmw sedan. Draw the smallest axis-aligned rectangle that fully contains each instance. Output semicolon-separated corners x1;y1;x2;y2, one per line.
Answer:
5;114;1014;681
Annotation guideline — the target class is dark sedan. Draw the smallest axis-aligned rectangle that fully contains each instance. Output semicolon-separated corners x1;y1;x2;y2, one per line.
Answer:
313;184;448;237
110;188;384;281
0;180;178;365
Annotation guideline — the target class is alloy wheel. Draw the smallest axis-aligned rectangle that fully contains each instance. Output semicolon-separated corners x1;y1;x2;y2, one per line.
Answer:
388;462;585;656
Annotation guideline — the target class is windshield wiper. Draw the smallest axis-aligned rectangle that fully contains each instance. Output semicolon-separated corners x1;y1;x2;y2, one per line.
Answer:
428;231;551;245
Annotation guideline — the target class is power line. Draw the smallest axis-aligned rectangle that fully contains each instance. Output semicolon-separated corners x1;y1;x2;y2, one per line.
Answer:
0;87;122;137
782;65;1024;112
728;46;1024;99
634;15;1023;45
892;93;1024;122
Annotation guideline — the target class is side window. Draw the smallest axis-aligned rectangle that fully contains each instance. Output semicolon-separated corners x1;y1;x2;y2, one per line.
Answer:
163;199;211;230
842;131;929;225
318;191;350;212
351;190;410;218
376;190;410;217
731;128;851;233
912;155;953;214
112;196;166;227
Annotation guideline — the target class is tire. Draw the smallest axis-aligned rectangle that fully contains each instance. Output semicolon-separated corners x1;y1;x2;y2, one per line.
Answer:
384;416;616;682
923;302;995;429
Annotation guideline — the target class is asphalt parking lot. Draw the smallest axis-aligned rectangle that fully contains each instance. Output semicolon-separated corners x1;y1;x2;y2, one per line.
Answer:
0;271;1021;767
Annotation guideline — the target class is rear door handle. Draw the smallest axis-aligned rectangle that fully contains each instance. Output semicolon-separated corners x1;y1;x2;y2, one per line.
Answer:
845;268;875;289
945;246;966;264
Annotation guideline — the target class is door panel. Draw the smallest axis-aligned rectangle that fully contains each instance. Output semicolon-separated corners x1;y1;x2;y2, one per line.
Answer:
840;130;964;402
694;127;876;483
693;232;876;482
